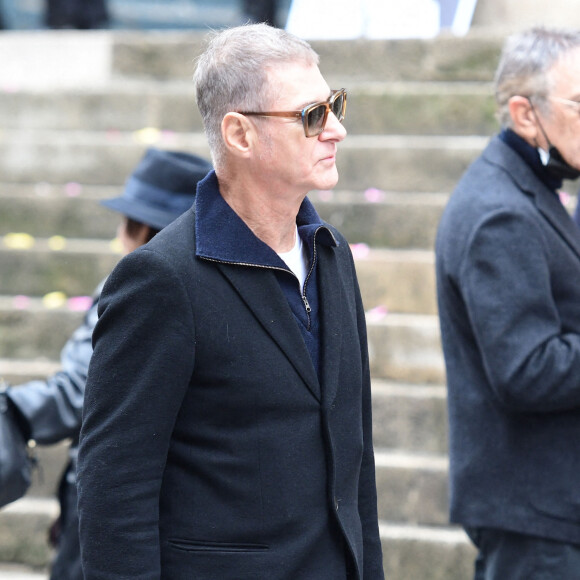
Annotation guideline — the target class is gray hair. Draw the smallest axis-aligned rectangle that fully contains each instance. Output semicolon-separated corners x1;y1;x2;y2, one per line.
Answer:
193;23;320;168
494;27;580;127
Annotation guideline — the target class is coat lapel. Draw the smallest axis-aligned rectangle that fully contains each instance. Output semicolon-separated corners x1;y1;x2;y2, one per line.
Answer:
533;187;580;260
216;263;322;401
317;244;343;408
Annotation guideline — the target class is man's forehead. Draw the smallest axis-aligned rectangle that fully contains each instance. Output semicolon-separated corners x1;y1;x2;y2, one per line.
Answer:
550;47;580;93
266;64;330;104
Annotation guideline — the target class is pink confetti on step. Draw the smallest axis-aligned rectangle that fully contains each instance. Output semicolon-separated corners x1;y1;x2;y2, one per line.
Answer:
68;296;93;311
350;243;370;259
1;83;20;93
559;191;570;206
364;188;385;203
64;182;83;197
161;130;177;142
13;295;31;309
366;305;389;321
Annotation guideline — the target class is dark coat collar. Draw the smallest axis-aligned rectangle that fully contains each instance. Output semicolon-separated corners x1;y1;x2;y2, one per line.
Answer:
194;170;337;268
499;128;562;192
485;135;580;260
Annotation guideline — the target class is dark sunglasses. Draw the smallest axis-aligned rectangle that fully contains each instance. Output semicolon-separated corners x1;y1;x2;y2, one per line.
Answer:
239;88;347;138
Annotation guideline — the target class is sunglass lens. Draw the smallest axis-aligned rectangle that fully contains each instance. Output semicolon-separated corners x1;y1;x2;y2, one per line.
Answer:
306;104;327;135
331;92;345;121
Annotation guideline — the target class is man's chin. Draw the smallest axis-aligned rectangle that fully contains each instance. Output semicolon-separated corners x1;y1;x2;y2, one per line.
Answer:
314;171;339;192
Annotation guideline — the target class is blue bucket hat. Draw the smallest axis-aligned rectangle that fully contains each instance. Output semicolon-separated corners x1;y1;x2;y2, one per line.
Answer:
101;148;212;230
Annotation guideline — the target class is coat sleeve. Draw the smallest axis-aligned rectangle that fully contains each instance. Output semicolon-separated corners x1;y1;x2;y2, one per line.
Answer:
6;285;102;444
353;258;384;579
461;208;580;412
77;249;195;580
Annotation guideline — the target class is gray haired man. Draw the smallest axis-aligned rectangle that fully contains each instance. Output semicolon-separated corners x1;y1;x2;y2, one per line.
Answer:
77;24;383;580
436;27;580;579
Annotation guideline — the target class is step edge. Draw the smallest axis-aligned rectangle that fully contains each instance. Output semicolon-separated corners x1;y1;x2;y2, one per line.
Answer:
378;521;470;544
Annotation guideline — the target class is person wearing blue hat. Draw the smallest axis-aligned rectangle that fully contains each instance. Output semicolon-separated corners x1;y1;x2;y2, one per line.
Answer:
2;148;211;580
436;28;580;579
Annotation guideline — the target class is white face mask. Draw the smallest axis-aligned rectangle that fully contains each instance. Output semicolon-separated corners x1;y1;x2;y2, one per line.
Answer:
538;147;550;165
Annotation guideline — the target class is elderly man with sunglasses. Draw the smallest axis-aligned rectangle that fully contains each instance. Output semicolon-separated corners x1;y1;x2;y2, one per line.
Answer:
436;27;580;579
77;23;384;580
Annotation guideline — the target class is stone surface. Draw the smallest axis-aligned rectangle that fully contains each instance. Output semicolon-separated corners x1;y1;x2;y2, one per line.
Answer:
0;28;511;579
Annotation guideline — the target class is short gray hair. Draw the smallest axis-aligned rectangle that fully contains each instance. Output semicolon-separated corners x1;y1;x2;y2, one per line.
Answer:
193;23;319;168
495;27;580;128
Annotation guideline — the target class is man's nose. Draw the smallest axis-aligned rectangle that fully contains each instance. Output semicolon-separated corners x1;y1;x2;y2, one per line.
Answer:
322;111;347;140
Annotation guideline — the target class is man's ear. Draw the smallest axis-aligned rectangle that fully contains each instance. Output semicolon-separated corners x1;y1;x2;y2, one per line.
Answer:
508;96;539;143
222;112;254;158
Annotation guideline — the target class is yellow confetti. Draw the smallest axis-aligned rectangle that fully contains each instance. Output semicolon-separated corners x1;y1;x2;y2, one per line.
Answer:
42;291;67;309
3;233;35;249
48;236;67;251
109;238;124;254
134;127;161;144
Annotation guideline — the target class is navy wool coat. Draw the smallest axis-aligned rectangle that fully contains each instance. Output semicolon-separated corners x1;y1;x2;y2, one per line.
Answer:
436;135;580;544
77;183;383;579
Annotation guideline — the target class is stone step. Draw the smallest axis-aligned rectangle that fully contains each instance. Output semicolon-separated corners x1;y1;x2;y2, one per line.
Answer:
0;563;48;580
355;248;437;315
372;381;447;454
0;130;486;192
0;297;84;361
0;300;443;382
348;81;495;136
379;522;476;580
367;312;444;384
0;359;61;385
2;183;576;254
0;238;437;313
0;239;120;298
1;186;447;250
0;498;57;569
375;450;448;526
0;31;503;91
0;81;204;134
0;81;496;136
0;185;118;241
111;32;503;84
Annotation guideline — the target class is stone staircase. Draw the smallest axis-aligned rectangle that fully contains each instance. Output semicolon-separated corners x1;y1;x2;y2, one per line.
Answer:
0;28;517;579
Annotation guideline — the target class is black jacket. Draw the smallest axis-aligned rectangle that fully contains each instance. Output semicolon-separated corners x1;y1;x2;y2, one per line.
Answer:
77;173;384;579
